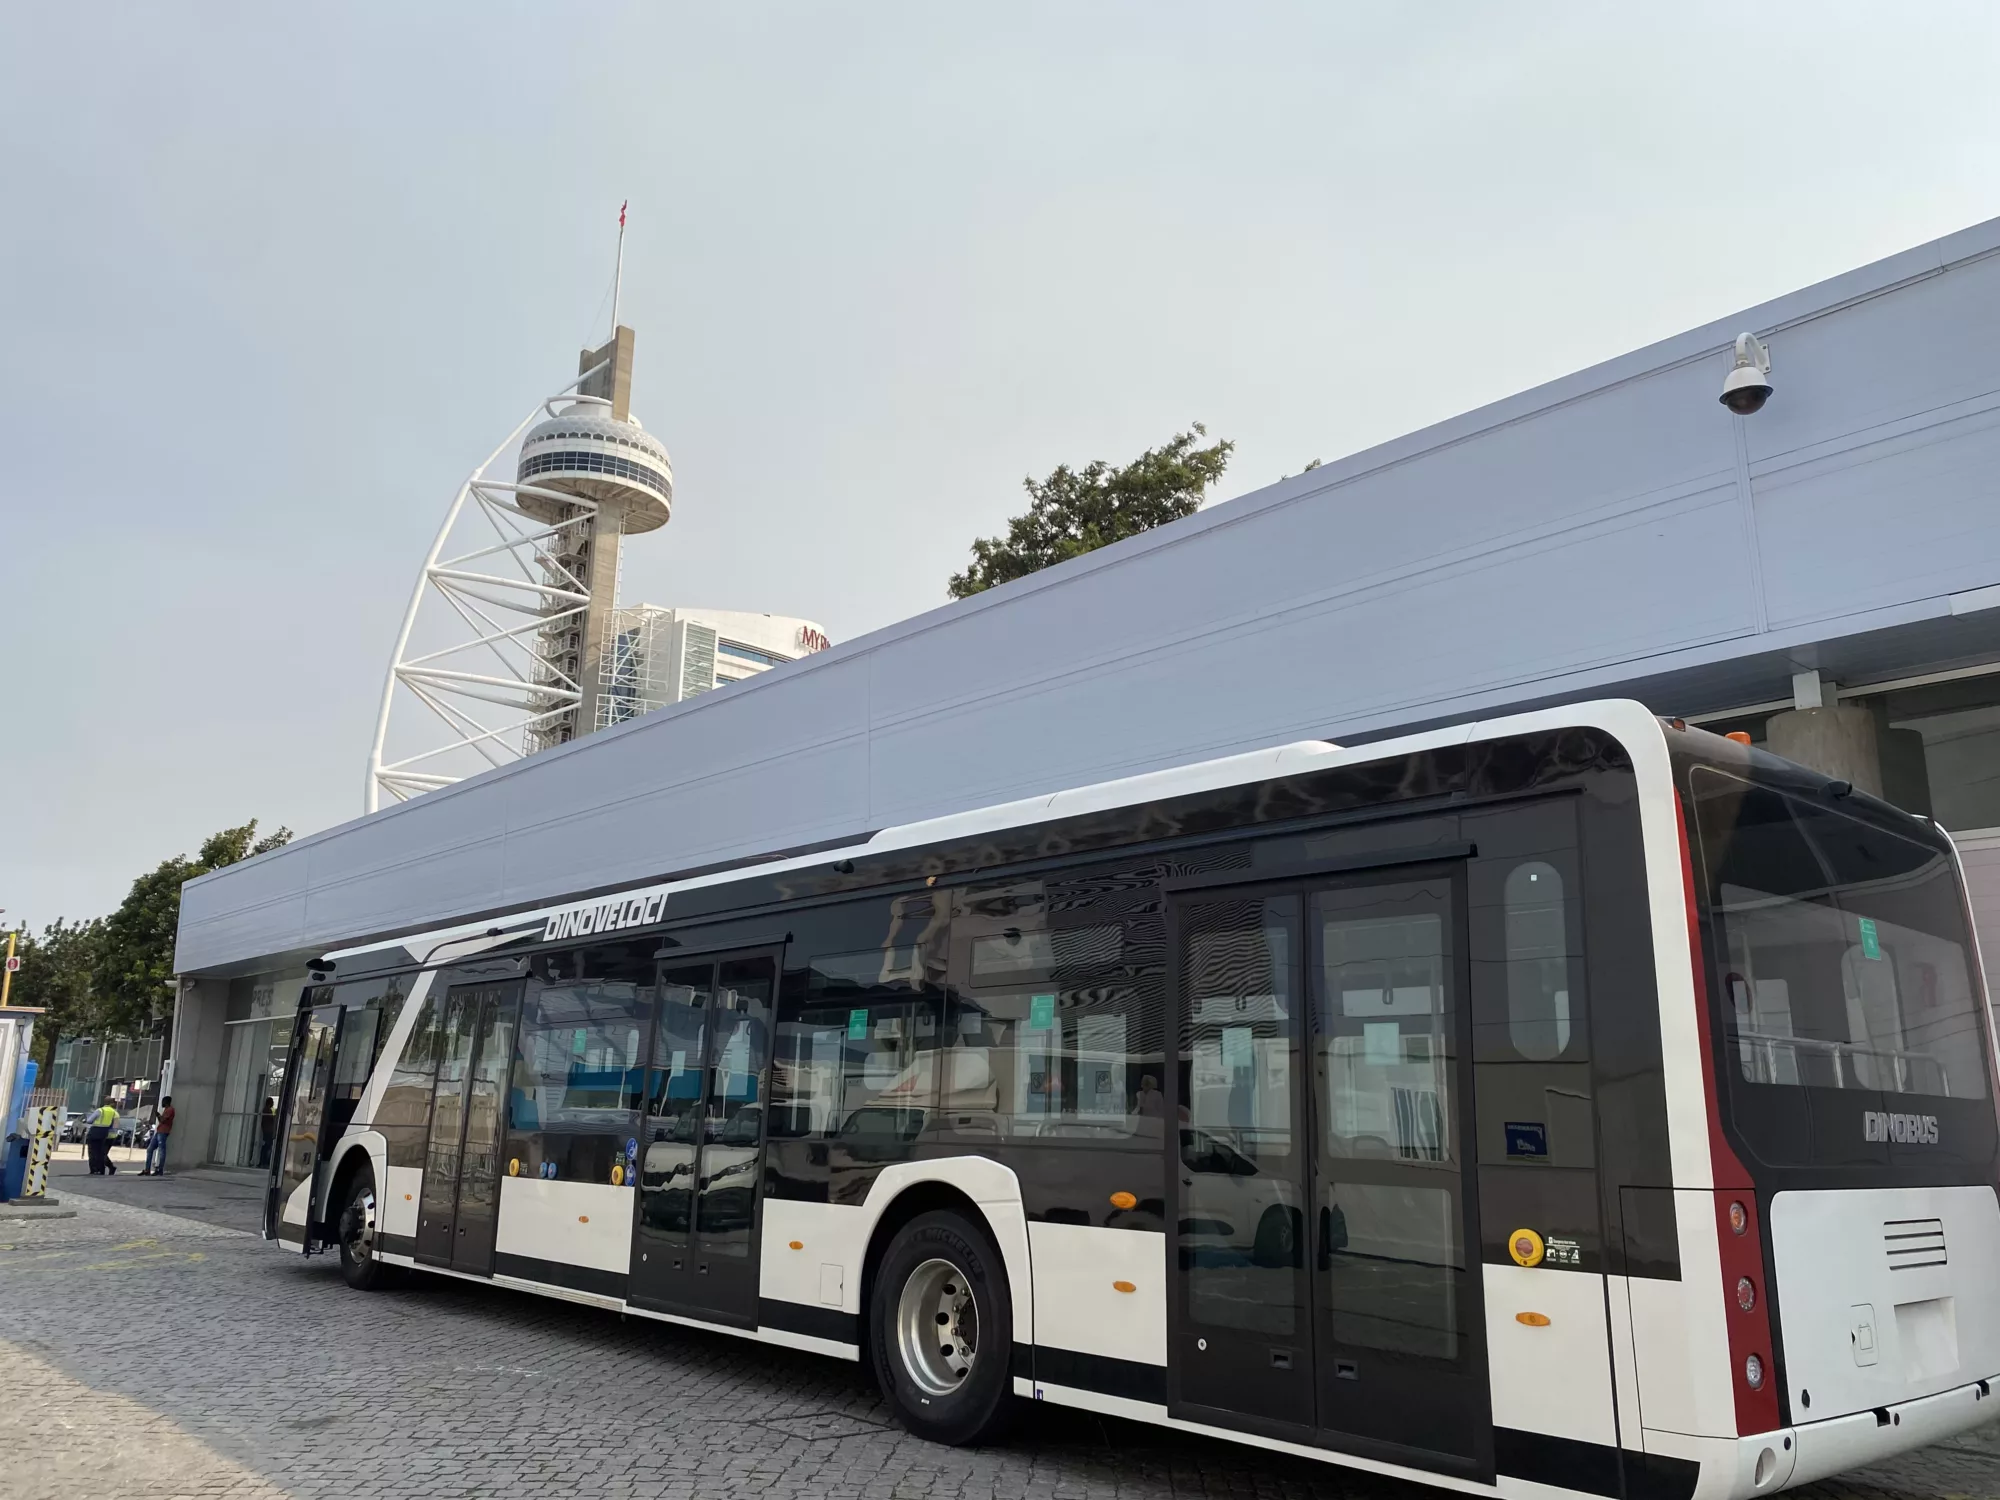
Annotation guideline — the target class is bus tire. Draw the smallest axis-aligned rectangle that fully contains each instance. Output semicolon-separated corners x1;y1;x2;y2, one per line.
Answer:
871;1209;1016;1446
335;1163;400;1291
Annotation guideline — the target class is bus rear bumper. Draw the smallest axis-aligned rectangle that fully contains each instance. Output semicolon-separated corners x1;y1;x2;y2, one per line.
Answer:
1781;1375;2000;1492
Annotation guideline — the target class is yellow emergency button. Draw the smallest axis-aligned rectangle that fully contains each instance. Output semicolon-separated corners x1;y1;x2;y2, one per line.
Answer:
1508;1228;1545;1267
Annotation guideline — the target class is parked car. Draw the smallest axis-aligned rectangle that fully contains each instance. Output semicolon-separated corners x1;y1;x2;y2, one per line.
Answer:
58;1110;85;1142
112;1109;150;1147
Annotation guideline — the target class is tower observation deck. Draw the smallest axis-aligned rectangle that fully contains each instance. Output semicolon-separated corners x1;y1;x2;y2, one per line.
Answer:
518;326;674;750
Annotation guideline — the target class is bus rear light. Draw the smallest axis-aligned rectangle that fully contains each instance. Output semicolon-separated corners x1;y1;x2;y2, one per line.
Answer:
1714;1192;1783;1433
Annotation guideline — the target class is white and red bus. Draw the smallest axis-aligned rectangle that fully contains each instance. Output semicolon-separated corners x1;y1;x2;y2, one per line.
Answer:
263;701;2000;1496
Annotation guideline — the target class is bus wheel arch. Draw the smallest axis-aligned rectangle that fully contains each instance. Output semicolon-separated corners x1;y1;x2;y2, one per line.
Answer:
862;1184;1019;1445
328;1142;399;1291
861;1181;995;1352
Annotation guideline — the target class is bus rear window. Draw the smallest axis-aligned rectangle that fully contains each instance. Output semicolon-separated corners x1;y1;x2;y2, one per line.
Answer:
1690;766;1997;1171
1692;767;1987;1103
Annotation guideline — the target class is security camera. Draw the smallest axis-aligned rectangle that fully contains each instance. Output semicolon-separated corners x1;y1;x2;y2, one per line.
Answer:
1720;332;1773;415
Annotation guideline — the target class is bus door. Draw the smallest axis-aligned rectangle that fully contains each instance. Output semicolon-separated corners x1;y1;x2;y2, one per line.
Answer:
628;949;778;1326
415;980;522;1275
1167;859;1492;1479
265;1001;344;1246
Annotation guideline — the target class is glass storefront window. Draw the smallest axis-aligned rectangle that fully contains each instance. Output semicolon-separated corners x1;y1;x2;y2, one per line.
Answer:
213;1018;292;1169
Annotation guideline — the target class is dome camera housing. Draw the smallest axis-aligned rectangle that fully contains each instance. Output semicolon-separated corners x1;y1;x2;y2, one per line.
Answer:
1720;332;1773;415
1721;364;1773;415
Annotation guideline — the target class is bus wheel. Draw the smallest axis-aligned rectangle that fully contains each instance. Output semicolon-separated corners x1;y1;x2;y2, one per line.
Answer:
871;1210;1016;1446
336;1166;400;1291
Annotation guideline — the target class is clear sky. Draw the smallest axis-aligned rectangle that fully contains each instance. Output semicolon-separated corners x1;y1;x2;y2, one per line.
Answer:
3;4;1997;932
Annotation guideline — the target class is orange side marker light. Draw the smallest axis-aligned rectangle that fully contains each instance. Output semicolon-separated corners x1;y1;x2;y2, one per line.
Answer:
1517;1312;1551;1327
789;1240;804;1250
1109;1191;1137;1210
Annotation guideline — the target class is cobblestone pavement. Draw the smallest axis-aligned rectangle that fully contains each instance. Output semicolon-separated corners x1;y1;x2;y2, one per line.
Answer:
48;1144;269;1233
3;1193;1999;1500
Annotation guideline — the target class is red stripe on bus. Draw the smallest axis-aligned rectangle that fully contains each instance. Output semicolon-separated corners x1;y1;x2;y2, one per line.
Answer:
1674;789;1752;1192
1674;787;1782;1437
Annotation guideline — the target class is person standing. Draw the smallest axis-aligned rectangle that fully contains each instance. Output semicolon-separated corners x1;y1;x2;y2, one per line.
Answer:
85;1098;119;1176
257;1095;278;1169
141;1096;175;1176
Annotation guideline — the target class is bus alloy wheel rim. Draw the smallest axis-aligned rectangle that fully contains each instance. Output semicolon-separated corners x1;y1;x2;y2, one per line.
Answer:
896;1256;978;1397
345;1188;377;1263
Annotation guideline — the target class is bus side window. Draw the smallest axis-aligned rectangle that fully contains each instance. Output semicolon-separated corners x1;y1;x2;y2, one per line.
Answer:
940;871;1165;1147
940;986;1153;1141
323;973;413;1130
1504;862;1572;1062
377;993;443;1166
769;903;947;1147
1465;803;1593;1170
505;940;656;1183
769;1011;845;1139
770;998;940;1138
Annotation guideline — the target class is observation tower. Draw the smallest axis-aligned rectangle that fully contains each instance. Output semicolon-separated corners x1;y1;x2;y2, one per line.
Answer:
364;323;677;810
517;327;674;751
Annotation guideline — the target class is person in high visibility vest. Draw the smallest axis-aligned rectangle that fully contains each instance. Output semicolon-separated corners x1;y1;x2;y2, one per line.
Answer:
85;1099;120;1177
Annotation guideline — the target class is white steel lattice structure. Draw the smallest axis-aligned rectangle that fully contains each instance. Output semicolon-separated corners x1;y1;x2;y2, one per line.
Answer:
366;328;672;811
599;603;672;730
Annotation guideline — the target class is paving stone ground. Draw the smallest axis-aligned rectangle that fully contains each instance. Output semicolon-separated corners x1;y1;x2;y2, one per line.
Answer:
3;1178;1999;1500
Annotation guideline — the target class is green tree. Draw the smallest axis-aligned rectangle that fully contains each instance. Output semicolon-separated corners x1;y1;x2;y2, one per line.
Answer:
95;820;292;1039
11;917;107;1075
947;424;1234;599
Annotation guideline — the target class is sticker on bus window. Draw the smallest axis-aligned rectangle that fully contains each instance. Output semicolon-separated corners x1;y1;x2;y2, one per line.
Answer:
1029;994;1056;1031
1859;917;1882;960
848;1008;869;1040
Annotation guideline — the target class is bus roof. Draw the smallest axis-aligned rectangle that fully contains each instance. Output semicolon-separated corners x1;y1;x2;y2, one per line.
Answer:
312;699;1674;969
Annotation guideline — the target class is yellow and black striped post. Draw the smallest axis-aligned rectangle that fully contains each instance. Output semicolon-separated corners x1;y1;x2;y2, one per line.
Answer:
21;1105;57;1199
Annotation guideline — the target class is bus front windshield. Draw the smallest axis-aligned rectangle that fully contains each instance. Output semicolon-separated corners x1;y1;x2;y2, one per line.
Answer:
1690;766;1997;1173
